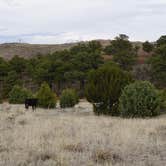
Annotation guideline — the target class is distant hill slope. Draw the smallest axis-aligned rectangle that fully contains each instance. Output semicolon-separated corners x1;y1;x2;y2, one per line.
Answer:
0;40;115;59
0;43;77;59
0;40;151;63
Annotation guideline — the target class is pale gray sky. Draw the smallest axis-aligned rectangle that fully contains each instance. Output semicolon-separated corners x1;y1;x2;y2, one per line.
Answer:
0;0;166;44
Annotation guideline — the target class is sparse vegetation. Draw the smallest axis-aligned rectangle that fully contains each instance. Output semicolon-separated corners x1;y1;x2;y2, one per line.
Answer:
0;103;165;166
92;149;122;164
63;143;84;153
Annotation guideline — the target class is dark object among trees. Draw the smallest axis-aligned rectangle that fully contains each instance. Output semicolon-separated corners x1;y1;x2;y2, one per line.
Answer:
25;98;38;111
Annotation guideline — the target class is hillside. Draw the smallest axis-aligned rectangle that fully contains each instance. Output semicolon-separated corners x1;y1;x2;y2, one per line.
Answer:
0;42;77;59
0;40;111;59
0;40;151;63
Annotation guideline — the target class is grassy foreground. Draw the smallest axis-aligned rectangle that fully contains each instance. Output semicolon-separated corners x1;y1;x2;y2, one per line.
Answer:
0;102;166;166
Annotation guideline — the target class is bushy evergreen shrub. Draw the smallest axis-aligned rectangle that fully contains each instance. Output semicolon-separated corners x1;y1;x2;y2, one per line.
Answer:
142;41;154;53
159;89;166;113
36;82;57;108
85;64;132;115
119;81;161;118
60;89;79;108
9;85;32;104
0;94;2;104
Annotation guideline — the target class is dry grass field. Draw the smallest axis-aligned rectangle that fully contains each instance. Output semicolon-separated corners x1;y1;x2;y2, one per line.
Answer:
0;101;166;166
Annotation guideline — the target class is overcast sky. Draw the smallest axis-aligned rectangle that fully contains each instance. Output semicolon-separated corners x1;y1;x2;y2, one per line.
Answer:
0;0;166;44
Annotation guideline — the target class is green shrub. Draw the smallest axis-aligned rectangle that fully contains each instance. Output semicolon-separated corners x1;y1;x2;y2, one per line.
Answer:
119;81;161;118
0;94;2;104
60;89;79;108
36;82;57;108
142;41;154;53
0;90;2;103
159;89;166;112
9;85;32;104
85;64;132;115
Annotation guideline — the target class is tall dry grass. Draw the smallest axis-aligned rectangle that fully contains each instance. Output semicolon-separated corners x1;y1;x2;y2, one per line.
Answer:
0;103;165;166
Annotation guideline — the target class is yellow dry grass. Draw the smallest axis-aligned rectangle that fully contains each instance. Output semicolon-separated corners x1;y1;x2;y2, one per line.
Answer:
0;103;166;166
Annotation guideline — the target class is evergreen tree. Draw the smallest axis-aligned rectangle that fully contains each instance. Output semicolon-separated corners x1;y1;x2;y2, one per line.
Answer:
3;71;22;98
86;64;132;115
149;37;166;87
104;34;137;70
157;35;166;47
119;81;161;117
143;41;154;53
60;89;79;108
36;82;57;108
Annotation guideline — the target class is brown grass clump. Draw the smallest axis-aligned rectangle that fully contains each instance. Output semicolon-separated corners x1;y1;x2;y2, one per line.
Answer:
92;149;121;164
6;114;15;123
64;143;84;153
17;119;27;126
0;145;9;153
92;149;111;162
28;150;56;162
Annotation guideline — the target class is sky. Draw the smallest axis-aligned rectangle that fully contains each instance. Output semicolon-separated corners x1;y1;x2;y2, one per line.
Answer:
0;0;166;44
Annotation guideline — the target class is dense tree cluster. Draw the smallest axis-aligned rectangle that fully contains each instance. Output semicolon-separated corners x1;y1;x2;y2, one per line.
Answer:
0;35;165;116
0;41;103;99
149;35;166;87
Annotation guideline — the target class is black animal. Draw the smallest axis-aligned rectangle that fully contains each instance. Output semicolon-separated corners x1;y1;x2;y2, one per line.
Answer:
25;98;38;111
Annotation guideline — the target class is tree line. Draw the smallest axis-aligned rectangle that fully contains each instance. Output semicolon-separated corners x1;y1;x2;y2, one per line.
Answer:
0;34;165;116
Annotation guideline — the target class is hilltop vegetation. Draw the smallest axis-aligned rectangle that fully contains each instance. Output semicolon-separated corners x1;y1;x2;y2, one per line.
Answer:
0;39;149;60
